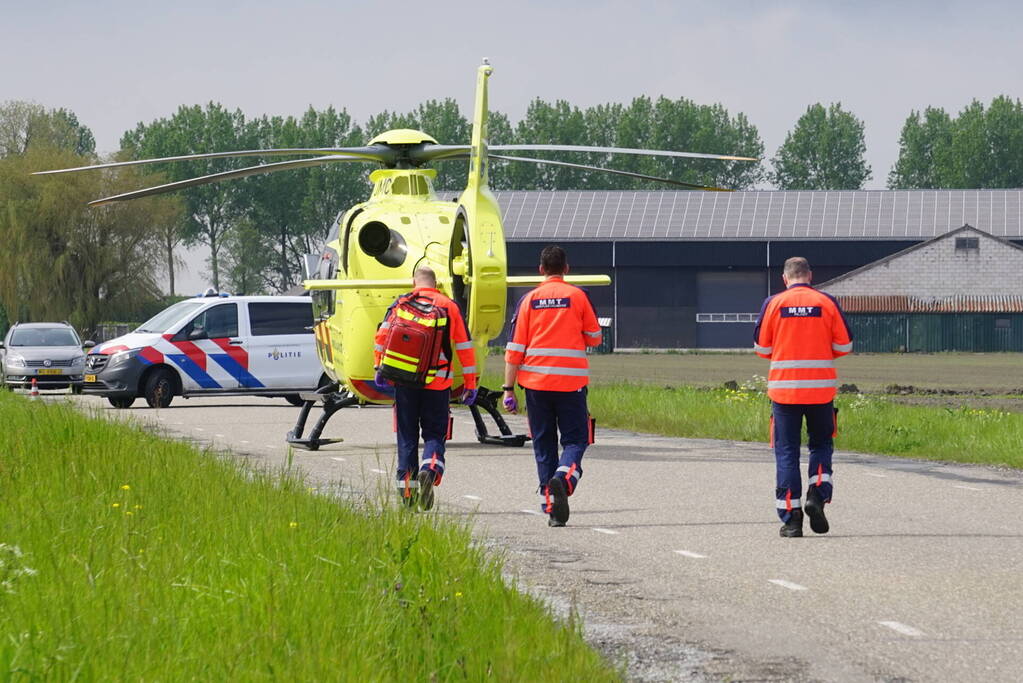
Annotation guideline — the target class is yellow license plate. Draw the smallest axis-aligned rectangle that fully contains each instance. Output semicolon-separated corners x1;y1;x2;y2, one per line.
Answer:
37;368;62;375
85;374;97;383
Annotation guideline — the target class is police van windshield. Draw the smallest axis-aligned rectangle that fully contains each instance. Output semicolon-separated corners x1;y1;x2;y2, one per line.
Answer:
9;327;80;347
136;301;205;334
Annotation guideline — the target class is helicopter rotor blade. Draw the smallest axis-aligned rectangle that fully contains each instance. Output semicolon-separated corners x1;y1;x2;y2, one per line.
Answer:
488;154;733;191
491;144;758;162
87;155;365;206
33;146;393;176
407;144;472;164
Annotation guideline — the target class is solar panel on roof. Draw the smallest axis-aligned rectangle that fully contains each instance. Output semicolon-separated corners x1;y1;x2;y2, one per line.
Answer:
490;190;1023;241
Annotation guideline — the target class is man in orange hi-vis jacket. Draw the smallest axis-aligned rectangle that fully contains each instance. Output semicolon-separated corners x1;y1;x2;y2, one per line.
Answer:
503;245;602;527
374;266;478;511
754;256;853;538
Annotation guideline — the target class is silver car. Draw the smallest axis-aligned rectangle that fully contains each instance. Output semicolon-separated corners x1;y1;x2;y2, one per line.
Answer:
0;322;94;391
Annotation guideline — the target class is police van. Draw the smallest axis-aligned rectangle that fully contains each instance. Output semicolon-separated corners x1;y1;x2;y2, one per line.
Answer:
84;294;326;409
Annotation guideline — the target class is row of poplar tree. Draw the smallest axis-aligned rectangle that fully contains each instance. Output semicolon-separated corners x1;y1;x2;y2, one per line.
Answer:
2;95;1022;333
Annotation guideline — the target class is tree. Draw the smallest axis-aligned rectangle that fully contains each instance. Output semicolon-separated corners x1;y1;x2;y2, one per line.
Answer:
0;147;176;333
0;101;95;158
888;107;953;189
121;103;249;290
771;103;871;190
888;96;1023;190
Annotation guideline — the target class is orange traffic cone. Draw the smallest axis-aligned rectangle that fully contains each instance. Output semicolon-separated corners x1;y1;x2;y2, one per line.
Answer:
29;377;39;399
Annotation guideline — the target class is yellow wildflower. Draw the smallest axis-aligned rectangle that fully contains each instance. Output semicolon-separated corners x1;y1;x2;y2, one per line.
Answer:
112;503;120;508
121;484;131;491
289;521;299;528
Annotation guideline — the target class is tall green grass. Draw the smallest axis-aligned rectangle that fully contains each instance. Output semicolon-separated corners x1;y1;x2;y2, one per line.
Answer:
0;392;619;680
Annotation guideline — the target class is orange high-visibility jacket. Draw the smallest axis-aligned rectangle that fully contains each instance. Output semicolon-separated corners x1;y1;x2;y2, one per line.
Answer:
374;287;477;392
505;276;602;392
754;283;853;404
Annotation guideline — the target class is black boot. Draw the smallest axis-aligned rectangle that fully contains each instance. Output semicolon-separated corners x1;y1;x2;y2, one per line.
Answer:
779;509;804;538
417;469;436;511
546;477;570;527
804;486;829;534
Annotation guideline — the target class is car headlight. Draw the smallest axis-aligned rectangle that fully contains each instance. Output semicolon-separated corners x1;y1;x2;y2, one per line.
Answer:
109;349;141;367
5;355;26;368
71;354;86;365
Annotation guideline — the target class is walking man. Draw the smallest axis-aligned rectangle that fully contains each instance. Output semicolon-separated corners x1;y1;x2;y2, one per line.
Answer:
754;256;853;537
503;245;603;527
374;266;478;510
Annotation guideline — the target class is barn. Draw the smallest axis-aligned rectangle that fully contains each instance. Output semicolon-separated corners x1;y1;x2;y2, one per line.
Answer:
495;189;1023;350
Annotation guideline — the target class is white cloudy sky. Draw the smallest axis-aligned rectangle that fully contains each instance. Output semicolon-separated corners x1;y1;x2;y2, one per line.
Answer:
4;0;1021;291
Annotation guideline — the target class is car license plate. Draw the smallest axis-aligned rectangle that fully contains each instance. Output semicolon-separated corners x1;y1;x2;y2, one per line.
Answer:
85;374;97;383
37;368;62;375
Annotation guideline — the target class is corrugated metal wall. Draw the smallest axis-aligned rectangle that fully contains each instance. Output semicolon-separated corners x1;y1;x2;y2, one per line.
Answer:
848;314;1023;352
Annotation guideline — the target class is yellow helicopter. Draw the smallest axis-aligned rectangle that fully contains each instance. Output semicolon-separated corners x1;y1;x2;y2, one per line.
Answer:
36;60;755;449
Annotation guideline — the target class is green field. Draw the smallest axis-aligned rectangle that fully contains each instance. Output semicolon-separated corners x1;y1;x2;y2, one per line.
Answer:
484;352;1023;469
0;392;618;680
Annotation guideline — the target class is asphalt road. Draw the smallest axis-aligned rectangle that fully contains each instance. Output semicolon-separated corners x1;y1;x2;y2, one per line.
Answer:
72;394;1023;682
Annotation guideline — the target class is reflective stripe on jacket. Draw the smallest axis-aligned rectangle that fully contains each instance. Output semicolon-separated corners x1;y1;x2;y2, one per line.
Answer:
753;283;852;404
374;287;477;391
505;276;602;392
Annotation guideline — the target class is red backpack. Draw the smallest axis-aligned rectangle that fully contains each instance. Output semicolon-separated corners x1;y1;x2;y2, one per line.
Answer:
378;294;449;388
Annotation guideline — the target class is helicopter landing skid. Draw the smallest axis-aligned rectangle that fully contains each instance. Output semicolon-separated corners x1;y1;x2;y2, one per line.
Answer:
469;387;529;447
286;384;359;451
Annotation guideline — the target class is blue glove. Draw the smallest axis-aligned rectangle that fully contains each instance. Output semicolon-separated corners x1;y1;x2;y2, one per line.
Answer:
374;369;391;389
503;393;518;414
461;388;478;406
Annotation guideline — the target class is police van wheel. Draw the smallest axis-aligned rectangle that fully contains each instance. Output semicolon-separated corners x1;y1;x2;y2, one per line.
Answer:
143;369;175;409
108;396;135;409
284;394;305;407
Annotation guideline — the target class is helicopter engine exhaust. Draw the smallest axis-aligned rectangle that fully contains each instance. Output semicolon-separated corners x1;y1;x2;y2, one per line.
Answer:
358;221;407;268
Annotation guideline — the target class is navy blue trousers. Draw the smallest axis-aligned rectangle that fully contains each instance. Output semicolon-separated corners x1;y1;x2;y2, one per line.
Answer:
394;385;450;484
525;388;589;507
772;401;836;522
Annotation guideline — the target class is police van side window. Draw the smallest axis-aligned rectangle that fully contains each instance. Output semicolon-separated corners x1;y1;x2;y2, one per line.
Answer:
249;302;314;336
175;304;239;341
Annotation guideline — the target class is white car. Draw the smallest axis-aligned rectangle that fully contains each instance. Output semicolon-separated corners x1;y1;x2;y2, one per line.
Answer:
84;294;326;408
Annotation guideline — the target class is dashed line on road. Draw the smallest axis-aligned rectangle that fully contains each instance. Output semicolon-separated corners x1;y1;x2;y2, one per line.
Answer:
878;621;925;637
520;509;544;516
265;444;276;448
370;468;387;474
953;485;982;491
674;550;707;559
592;528;619;535
194;427;205;432
768;579;808;591
330;457;346;463
215;434;225;438
863;472;887;478
240;440;250;444
463;494;482;501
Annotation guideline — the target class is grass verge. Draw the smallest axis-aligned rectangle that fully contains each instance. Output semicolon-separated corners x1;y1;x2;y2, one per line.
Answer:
484;371;1023;469
587;381;1023;469
0;392;619;680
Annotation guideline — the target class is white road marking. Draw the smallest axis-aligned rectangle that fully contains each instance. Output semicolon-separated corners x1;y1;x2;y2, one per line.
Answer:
173;422;183;425
463;494;482;501
769;579;808;591
215;434;225;438
879;621;925;637
863;472;887;478
370;468;387;474
674;550;708;559
953;485;982;491
592;528;619;535
265;444;275;448
194;427;205;432
330;457;346;463
240;440;250;444
520;509;544;516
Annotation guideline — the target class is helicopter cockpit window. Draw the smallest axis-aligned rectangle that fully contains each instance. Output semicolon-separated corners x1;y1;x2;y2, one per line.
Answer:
174;303;238;341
